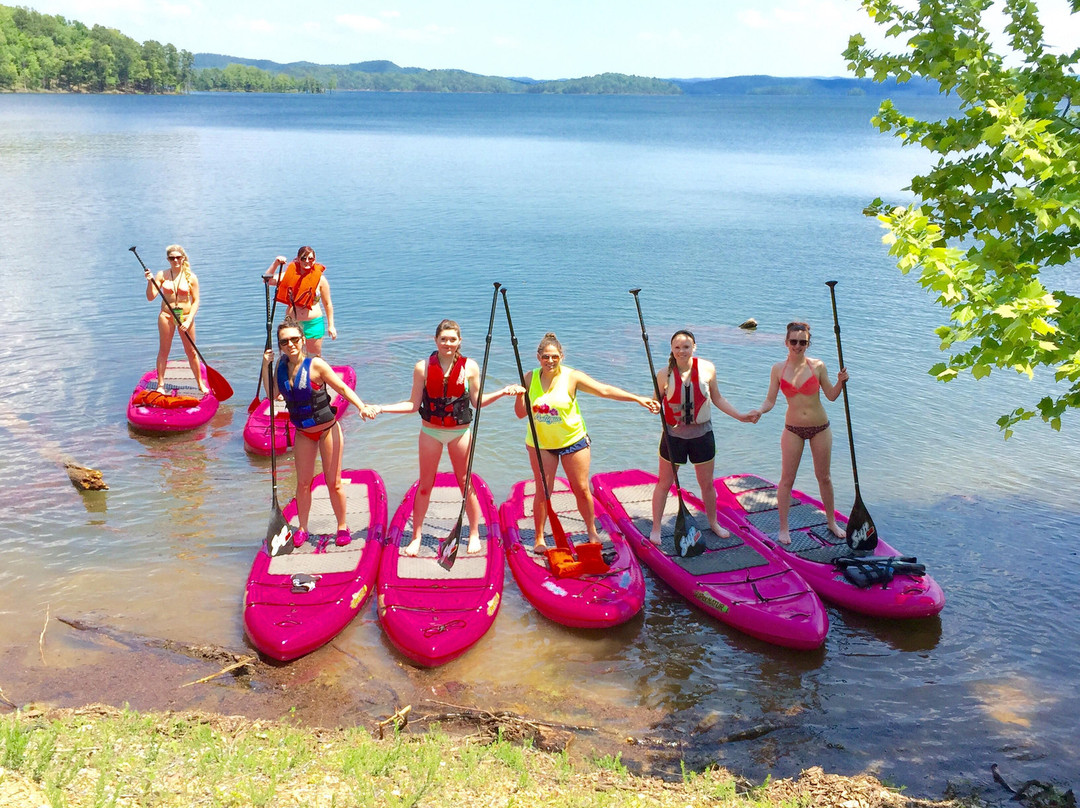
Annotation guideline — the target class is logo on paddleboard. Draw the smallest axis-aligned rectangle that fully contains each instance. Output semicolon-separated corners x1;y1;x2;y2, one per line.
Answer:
486;593;500;616
350;586;368;610
693;591;729;613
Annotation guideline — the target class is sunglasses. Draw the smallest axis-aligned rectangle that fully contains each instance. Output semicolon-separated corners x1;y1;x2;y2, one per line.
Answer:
788;338;809;347
299;254;315;262
278;336;303;347
167;254;183;260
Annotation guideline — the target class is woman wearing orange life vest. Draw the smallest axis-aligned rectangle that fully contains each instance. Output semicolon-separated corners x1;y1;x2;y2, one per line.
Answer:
372;319;524;557
262;246;336;357
649;330;758;545
143;244;206;394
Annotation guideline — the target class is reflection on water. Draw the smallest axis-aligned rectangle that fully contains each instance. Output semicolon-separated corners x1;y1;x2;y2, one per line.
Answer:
2;92;1079;797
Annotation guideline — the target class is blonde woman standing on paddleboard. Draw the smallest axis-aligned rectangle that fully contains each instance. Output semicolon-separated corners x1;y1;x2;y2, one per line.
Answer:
518;332;660;551
754;321;849;545
262;246;336;357
144;244;206;394
373;319;523;557
263;320;377;550
650;329;758;545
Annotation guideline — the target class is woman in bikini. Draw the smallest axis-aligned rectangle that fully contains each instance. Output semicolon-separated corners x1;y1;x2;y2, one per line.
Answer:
518;332;661;552
144;244;206;394
372;319;523;557
263;320;377;549
263;246;336;357
650;329;759;545
754;321;849;545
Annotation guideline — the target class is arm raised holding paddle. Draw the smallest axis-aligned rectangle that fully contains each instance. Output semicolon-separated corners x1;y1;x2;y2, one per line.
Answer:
753;321;848;546
515;331;659;550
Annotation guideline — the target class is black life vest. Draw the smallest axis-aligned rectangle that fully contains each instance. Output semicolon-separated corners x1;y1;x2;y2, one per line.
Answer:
419;352;472;427
276;357;336;429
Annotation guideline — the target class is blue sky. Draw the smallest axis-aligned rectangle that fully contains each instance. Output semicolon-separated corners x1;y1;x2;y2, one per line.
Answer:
26;0;1080;80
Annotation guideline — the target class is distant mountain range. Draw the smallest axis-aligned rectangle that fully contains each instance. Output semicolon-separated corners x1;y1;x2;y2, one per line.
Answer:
193;54;940;96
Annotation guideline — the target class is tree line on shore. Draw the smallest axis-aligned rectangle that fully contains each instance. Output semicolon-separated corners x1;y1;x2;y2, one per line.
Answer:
0;4;680;95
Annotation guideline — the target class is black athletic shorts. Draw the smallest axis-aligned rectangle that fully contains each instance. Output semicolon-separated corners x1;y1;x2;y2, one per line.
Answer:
658;430;715;466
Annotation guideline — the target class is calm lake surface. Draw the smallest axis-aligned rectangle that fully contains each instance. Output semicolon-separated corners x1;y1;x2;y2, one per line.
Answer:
1;91;1078;796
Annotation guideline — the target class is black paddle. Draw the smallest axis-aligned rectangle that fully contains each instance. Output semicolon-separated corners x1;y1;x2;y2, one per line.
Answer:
629;288;704;558
248;277;277;414
263;347;294;556
437;282;502;570
131;246;234;401
501;288;575;555
826;280;878;553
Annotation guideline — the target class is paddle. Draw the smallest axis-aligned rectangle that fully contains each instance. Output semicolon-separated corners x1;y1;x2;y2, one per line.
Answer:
248;277;277;414
629;288;704;558
437;282;502;570
263;346;294;556
500;287;574;555
826;280;878;553
131;246;234;401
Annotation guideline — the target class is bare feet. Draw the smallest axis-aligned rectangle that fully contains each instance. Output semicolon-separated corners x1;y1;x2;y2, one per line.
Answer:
532;542;548;554
156;385;166;394
777;530;792;546
402;533;422;557
467;534;482;554
649;523;662;546
828;522;847;539
708;520;732;539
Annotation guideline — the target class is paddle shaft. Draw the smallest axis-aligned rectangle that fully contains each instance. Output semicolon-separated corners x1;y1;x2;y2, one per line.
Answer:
628;289;691;510
131;246;232;399
439;282;502;567
825;280;861;494
500;288;573;551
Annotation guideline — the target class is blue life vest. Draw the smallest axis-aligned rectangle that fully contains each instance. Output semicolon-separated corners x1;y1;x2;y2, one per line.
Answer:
276;357;336;430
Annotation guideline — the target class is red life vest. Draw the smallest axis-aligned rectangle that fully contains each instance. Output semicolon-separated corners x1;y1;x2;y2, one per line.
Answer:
419;352;473;427
274;261;326;309
662;357;708;426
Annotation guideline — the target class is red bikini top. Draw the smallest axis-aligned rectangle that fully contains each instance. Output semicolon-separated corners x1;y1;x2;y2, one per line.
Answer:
779;360;820;398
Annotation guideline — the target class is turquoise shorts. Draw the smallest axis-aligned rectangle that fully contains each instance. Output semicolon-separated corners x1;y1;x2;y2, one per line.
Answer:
420;424;470;445
299;316;326;340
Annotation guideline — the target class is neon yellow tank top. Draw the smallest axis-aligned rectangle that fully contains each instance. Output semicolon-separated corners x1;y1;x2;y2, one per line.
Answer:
525;366;588;449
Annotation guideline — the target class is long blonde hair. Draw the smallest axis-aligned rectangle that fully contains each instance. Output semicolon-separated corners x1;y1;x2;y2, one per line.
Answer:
165;244;193;290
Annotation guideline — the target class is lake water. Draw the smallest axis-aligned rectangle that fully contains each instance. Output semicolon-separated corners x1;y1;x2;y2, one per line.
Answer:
1;91;1078;797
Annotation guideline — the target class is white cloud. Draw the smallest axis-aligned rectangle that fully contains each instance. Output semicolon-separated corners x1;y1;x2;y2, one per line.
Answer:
737;9;767;29
336;14;387;33
380;10;400;20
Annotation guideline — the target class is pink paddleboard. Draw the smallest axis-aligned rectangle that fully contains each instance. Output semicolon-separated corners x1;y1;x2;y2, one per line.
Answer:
243;365;357;455
591;469;829;651
244;469;386;661
500;478;644;629
378;472;503;667
127;360;218;433
715;473;945;619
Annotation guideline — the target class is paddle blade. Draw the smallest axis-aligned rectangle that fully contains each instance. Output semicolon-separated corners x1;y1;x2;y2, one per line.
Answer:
248;395;262;415
206;364;233;401
437;522;461;570
673;503;705;558
265;505;294;557
845;492;878;552
548;507;576;554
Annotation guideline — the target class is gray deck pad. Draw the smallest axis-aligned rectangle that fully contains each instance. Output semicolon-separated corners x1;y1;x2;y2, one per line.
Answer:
735;486;798;514
746;502;830;536
389;486;490;581
723;475;775;494
140;360;205;396
609;481;746;557
672;543;769;574
269;479;370;576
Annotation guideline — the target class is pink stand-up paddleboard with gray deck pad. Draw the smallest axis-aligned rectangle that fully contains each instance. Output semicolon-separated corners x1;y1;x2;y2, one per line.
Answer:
243;365;357;456
127;360;219;433
378;472;503;667
244;469;386;661
591;469;829;650
715;474;945;619
500;478;645;629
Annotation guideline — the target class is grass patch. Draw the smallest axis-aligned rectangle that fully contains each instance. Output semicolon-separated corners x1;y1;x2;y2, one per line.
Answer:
0;705;964;808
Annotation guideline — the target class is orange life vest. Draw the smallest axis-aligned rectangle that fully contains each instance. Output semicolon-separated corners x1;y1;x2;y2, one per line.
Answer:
274;261;325;309
419;352;472;427
662;357;708;427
